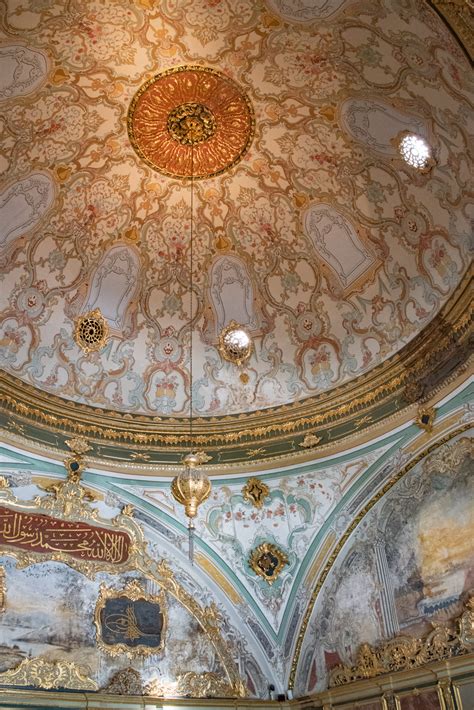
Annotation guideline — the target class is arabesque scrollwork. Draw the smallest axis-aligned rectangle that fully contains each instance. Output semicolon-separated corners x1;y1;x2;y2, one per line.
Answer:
0;657;98;691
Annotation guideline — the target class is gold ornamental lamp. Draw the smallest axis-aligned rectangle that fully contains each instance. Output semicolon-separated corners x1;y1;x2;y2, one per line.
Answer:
171;451;211;561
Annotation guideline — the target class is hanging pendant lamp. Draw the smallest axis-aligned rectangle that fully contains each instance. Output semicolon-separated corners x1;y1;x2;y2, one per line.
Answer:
170;140;211;562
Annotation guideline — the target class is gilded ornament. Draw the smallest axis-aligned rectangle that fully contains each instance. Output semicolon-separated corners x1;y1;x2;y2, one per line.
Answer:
300;432;322;448
94;579;167;658
73;308;109;354
329;595;474;686
65;436;91;455
171;453;212;519
0;656;98;690
103;667;144;695
167;102;216;145
176;671;243;698
249;542;288;585
0;565;5;613
128;65;254;179
416;406;436;433
242;477;270;509
218;321;253;367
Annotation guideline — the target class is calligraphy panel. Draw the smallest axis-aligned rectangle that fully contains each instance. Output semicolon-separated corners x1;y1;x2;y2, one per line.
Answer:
0;505;131;564
95;580;166;657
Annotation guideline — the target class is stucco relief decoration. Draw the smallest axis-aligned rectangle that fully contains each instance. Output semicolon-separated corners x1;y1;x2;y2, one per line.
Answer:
74;308;109;354
0;0;471;426
249;542;288;585
128;66;255;179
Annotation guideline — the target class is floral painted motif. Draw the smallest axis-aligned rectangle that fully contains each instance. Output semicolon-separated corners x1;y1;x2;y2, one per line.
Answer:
0;0;471;416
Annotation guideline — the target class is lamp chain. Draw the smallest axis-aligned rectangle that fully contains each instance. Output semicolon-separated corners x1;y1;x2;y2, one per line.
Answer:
189;145;194;446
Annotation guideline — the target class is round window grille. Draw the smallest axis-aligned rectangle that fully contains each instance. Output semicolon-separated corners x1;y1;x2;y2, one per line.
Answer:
397;132;434;172
218;321;252;366
74;309;109;354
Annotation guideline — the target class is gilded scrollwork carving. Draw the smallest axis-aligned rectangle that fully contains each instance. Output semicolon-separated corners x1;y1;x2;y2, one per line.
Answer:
103;667;145;695
0;465;246;694
242;477;270;508
0;657;98;691
329;595;474;686
175;671;243;698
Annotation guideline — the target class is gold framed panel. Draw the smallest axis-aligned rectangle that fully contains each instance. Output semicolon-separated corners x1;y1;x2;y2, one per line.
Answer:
393;685;446;710
242;478;270;509
94;579;167;658
0;470;246;696
452;678;474;710
248;542;288;585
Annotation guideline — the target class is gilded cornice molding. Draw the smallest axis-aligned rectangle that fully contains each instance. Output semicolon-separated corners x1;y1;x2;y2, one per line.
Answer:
0;271;471;467
429;1;474;62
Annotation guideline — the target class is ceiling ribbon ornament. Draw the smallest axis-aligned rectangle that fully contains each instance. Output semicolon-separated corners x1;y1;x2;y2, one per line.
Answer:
170;144;211;562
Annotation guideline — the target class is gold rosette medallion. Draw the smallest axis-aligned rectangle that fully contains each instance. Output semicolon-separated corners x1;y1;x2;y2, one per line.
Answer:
128;66;255;179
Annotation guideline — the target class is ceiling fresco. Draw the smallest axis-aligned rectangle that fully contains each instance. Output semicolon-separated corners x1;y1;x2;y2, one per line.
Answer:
0;0;472;437
0;0;473;704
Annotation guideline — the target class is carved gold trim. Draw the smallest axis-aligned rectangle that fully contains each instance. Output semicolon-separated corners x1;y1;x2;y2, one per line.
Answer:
416;406;437;432
242;478;270;509
0;657;98;691
429;0;474;61
94;579;167;658
1;270;470;462
73;308;109;354
248;542;288;585
175;671;243;698
329;596;473;686
288;425;473;688
0;565;5;613
0;469;245;694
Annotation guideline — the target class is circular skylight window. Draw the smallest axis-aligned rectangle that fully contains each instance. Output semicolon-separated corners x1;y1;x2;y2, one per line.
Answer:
398;132;434;172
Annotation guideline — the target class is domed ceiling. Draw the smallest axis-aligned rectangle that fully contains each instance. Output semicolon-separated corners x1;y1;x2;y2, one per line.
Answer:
0;0;472;464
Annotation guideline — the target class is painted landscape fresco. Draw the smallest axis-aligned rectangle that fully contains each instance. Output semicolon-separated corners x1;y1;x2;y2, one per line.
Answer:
0;559;224;690
298;434;474;694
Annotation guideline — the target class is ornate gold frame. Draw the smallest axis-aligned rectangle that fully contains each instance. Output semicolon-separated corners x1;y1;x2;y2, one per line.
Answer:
94;579;167;658
248;542;288;585
416;406;436;432
0;466;246;696
73;308;109;354
242;478;270;509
